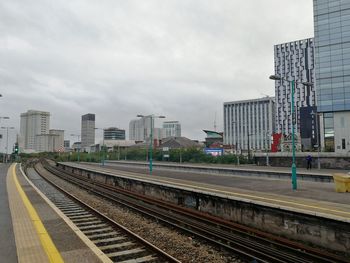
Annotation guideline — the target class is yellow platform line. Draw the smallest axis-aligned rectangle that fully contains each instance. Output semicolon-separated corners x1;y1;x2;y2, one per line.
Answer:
12;164;64;263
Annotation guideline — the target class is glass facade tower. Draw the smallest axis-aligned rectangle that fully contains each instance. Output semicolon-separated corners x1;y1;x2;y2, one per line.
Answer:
314;0;350;111
314;0;350;152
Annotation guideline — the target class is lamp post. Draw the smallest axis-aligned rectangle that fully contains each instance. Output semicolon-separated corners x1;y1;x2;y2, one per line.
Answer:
137;114;166;174
270;75;313;190
1;126;14;163
310;110;321;169
95;128;106;165
70;134;81;162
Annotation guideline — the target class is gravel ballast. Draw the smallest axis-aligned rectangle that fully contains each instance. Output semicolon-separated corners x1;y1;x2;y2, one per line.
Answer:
34;164;243;263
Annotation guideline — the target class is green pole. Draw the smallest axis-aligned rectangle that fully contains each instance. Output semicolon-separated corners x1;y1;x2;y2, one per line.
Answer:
291;80;297;190
149;116;153;174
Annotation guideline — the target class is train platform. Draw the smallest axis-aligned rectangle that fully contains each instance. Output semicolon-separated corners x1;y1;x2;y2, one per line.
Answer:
109;160;348;177
65;162;350;223
105;160;349;182
0;163;108;263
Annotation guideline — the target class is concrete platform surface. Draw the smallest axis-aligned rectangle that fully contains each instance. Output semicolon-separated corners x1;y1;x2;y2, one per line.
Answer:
0;164;17;263
66;162;350;222
3;163;106;263
108;160;350;177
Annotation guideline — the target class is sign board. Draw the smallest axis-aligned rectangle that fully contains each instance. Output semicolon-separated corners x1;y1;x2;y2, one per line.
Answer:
163;154;170;158
204;148;223;157
162;147;169;151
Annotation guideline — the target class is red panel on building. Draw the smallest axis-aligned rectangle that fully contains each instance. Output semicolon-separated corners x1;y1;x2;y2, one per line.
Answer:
271;133;282;152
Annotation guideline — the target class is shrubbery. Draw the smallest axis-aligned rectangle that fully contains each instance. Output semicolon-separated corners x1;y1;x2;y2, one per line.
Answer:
33;147;251;165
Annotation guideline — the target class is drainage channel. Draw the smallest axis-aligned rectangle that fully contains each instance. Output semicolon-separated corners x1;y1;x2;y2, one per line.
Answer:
25;167;178;263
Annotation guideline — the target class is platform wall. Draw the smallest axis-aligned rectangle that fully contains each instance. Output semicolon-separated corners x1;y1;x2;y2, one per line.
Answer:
58;163;350;256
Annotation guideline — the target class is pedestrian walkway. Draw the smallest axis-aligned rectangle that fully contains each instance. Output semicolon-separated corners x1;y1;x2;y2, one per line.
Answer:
7;163;63;263
0;164;17;263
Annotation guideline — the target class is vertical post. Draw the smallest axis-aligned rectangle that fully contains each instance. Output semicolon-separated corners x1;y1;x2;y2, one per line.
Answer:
102;136;105;166
291;80;297;190
6;127;9;155
179;147;182;163
149;116;153;174
266;131;270;166
316;113;321;169
78;135;80;162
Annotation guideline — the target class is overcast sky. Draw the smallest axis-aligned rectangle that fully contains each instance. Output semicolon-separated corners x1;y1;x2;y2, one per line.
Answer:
0;0;314;151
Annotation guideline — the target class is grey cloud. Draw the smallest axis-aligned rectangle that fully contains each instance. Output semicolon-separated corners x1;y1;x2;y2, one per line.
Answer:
0;0;313;150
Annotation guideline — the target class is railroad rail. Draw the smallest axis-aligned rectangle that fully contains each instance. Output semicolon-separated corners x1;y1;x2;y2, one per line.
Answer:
25;163;180;263
36;159;348;263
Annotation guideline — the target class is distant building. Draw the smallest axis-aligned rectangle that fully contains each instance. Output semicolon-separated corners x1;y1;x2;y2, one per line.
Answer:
33;130;64;152
203;130;223;148
64;140;70;148
81;113;95;148
49;129;64;151
162;121;181;138
20;110;50;152
223;97;275;151
71;142;81;152
129;116;163;141
103;127;125;140
274;38;316;138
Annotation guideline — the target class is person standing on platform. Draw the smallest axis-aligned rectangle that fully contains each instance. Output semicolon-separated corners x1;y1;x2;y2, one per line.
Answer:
306;154;312;170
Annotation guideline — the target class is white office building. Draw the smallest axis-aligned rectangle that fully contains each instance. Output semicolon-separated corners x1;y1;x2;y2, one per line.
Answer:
162;121;181;138
129;116;163;141
20;110;50;152
223;97;275;151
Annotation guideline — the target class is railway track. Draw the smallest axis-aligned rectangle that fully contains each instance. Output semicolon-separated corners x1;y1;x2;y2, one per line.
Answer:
35;159;348;263
25;164;180;263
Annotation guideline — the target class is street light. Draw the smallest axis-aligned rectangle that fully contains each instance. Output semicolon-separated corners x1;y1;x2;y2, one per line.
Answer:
310;110;321;170
1;127;15;163
95;128;106;166
137;114;166;174
269;75;313;190
70;134;81;162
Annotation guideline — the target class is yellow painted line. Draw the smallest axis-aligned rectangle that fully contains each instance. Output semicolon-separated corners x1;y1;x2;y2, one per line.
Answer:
97;166;350;217
12;164;64;263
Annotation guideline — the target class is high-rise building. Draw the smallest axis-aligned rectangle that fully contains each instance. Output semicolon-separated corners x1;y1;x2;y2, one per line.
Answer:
103;127;125;140
49;129;64;151
162;121;181;138
129;116;163;141
274;38;316;138
20;110;50;151
314;0;350;152
81;113;95;148
34;129;64;152
129;117;149;141
223;97;275;151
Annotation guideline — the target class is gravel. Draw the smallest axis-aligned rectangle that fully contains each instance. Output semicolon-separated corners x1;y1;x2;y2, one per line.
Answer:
35;164;244;263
